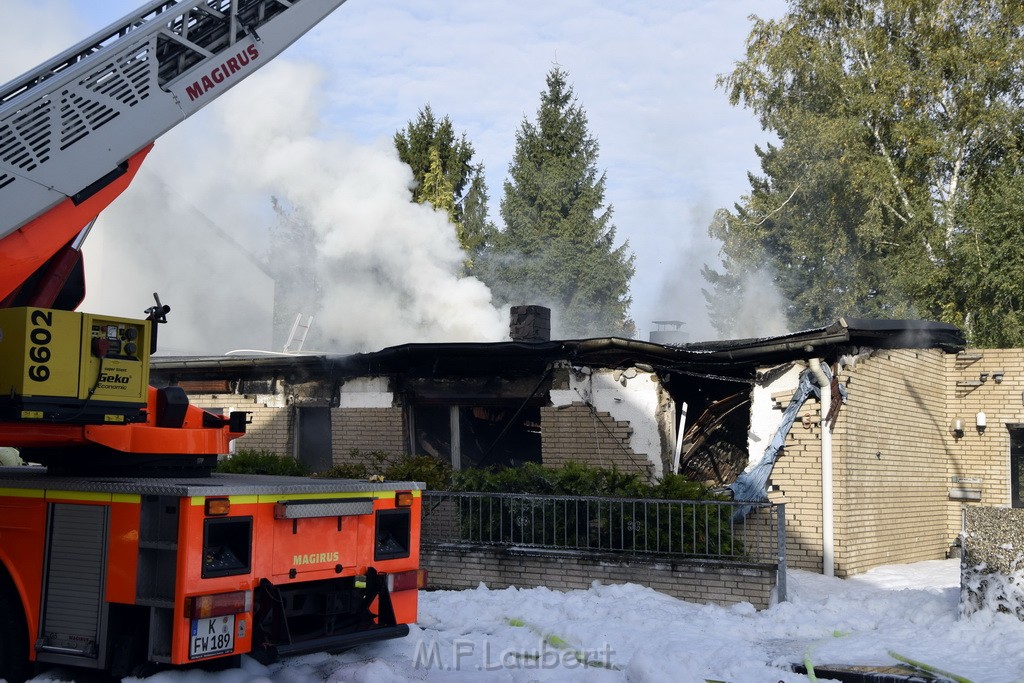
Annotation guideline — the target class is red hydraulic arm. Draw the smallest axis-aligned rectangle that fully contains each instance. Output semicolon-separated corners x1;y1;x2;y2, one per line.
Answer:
0;146;151;308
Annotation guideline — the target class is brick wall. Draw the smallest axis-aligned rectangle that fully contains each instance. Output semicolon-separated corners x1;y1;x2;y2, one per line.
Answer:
946;348;1024;522
767;349;953;576
541;403;651;477
189;394;293;456
764;385;825;574
422;544;777;610
330;407;407;464
833;349;950;576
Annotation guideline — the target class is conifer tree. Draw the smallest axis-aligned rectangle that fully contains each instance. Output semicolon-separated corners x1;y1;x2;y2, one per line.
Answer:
458;163;496;276
394;105;474;222
483;67;635;338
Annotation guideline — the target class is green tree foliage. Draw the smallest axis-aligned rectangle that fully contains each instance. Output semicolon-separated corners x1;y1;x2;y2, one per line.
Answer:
394;104;475;222
707;0;1024;343
458;163;497;275
418;146;457;222
395;105;496;274
483;67;635;338
951;161;1024;346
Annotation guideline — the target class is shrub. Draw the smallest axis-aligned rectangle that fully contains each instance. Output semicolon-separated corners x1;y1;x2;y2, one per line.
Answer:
445;462;739;557
317;454;706;499
449;461;721;500
216;449;309;476
316;450;453;491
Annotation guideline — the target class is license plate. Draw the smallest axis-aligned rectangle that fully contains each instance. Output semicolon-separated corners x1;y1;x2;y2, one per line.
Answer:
189;615;235;659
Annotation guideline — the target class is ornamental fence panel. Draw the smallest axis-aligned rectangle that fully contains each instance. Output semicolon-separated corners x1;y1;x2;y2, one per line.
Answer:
421;491;785;571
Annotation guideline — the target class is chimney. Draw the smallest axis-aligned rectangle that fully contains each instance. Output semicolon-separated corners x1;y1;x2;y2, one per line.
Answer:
509;305;551;342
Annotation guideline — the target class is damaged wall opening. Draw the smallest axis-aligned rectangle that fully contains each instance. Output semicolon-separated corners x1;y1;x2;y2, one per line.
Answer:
409;404;542;470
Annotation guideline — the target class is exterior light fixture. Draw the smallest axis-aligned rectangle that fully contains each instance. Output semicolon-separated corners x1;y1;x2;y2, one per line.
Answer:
980;372;990;383
976;411;987;434
951;418;965;438
994;371;1005;384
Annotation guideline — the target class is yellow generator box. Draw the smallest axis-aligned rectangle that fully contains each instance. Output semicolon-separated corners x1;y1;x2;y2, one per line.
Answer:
0;308;150;422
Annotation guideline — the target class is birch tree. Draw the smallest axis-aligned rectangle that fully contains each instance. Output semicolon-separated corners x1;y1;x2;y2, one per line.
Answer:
707;0;1024;341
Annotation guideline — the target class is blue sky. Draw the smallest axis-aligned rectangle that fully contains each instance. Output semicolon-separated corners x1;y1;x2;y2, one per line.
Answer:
3;0;790;350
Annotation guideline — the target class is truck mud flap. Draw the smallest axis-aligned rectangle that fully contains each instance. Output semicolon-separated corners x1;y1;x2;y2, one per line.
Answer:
250;567;404;664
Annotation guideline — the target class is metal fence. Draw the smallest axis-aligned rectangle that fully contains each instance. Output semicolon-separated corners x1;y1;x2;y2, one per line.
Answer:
422;491;786;570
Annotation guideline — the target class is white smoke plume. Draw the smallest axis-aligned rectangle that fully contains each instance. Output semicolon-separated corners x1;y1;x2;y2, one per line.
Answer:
721;266;791;339
648;203;791;342
82;60;508;354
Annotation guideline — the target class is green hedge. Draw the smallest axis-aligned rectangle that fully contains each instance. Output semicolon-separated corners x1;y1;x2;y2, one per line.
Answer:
215;449;309;476
450;461;718;499
220;450;722;501
216;450;739;556
448;462;738;556
315;451;453;492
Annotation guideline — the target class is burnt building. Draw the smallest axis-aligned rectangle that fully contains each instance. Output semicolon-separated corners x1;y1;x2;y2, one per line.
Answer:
150;316;1021;578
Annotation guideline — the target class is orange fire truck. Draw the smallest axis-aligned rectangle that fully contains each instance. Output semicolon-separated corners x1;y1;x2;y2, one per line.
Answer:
0;1;424;680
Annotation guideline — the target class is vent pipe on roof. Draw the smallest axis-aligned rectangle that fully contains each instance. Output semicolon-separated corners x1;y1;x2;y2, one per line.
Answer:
650;320;688;345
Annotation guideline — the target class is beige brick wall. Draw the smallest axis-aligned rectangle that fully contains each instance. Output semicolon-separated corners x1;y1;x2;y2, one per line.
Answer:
768;349;954;576
766;392;824;574
422;544;777;609
833;349;950;576
541;403;651;477
330;407;407;464
189;394;293;456
946;348;1024;526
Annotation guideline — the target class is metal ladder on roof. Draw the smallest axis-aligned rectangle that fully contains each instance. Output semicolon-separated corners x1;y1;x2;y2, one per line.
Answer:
283;313;314;353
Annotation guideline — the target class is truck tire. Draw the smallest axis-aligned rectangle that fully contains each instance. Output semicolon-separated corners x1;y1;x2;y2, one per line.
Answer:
0;583;31;683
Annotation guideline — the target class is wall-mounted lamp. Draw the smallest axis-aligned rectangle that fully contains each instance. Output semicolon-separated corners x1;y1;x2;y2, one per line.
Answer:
994;371;1005;384
980;372;990;383
951;418;965;438
976;411;987;434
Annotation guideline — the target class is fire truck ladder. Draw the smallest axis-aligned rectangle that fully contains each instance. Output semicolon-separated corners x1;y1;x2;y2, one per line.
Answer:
0;0;349;241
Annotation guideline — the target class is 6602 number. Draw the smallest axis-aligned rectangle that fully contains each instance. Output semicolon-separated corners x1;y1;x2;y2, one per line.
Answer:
28;310;52;382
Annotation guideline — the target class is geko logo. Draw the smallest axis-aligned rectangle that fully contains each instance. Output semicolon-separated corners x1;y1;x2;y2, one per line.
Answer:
99;373;130;385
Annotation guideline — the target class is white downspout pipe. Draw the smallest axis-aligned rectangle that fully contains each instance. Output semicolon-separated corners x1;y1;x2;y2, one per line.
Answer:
809;357;834;577
672;402;688;474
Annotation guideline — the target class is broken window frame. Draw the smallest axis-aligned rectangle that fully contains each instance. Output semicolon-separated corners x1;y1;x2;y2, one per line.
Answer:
408;401;542;471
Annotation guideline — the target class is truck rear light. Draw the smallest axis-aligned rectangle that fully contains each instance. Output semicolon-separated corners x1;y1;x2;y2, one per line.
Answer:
395;491;414;507
205;497;230;516
388;569;428;592
185;590;252;619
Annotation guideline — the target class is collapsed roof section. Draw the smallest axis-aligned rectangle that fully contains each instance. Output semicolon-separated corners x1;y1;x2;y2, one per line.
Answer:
151;317;966;385
150;317;965;483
